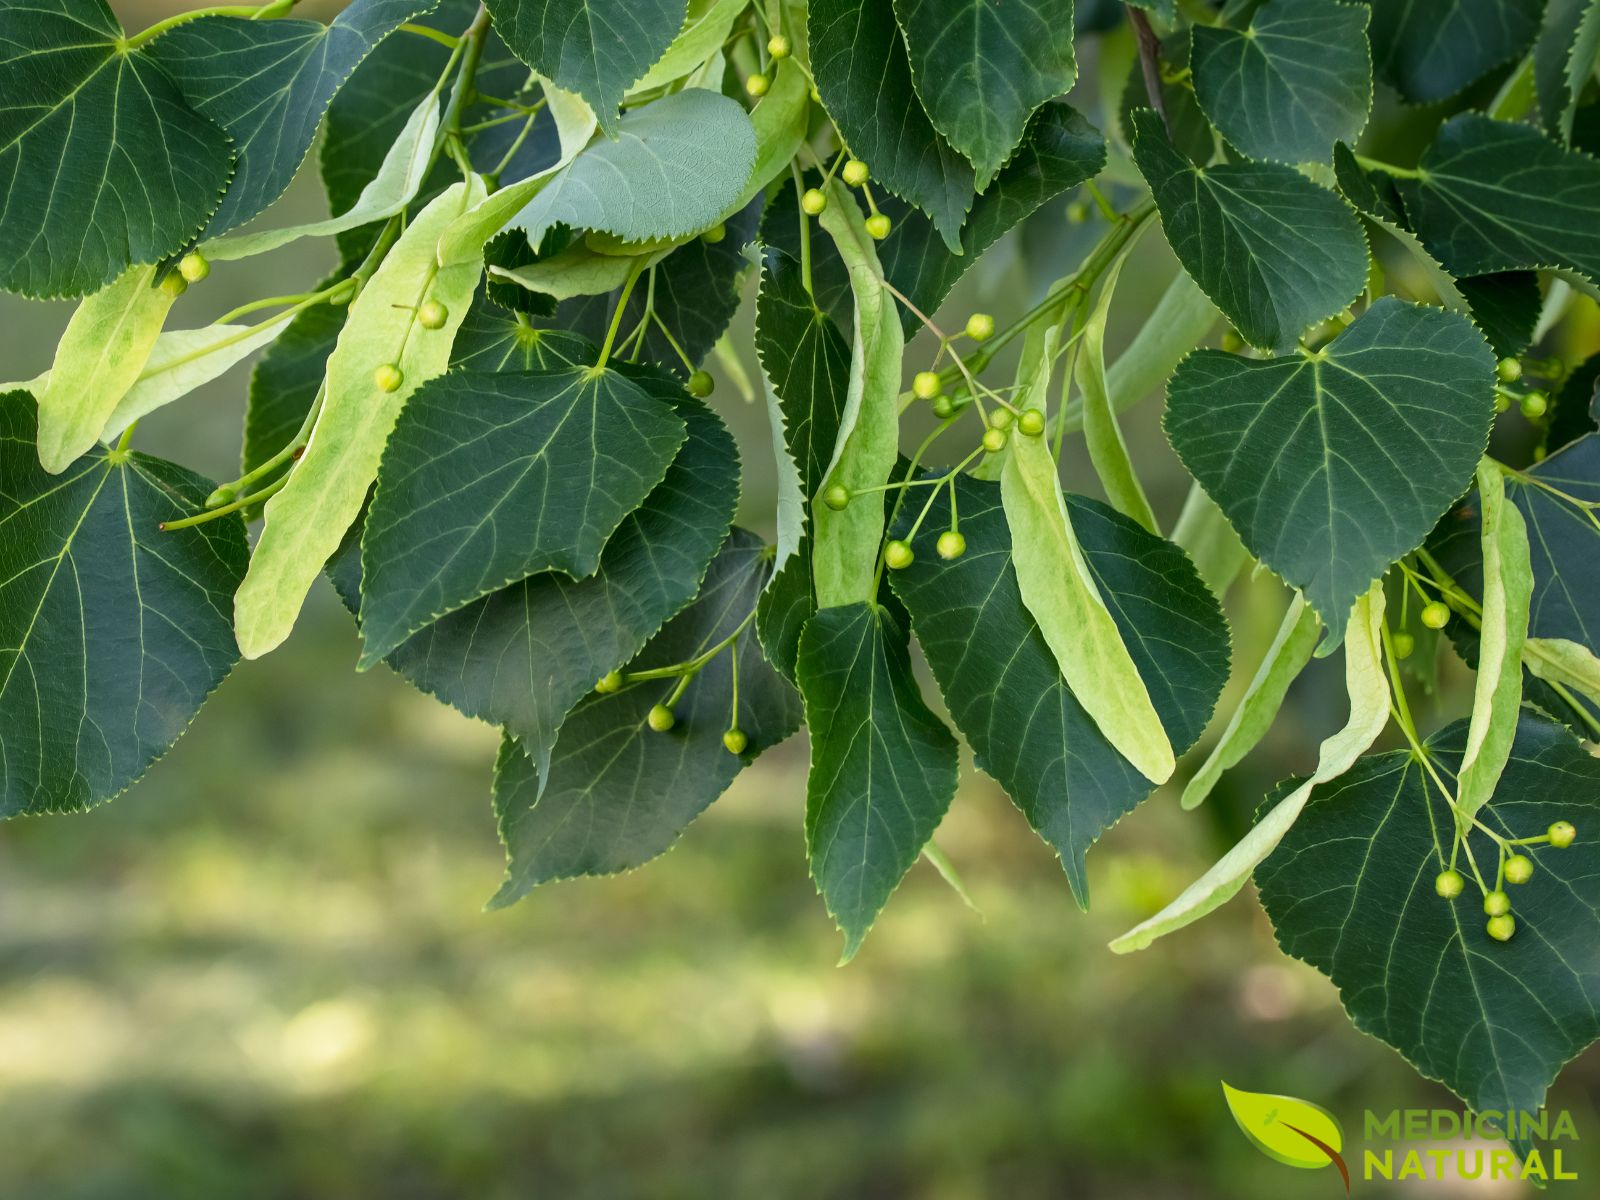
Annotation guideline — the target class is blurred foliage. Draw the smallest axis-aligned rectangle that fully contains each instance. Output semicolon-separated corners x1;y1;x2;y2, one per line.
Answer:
2;3;1598;1197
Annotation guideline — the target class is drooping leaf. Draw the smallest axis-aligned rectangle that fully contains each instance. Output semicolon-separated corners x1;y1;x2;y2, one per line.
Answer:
1256;713;1600;1130
490;530;801;905
1533;0;1600;141
234;179;486;660
890;0;1077;187
146;0;435;240
1455;463;1533;830
809;0;975;250
1191;0;1372;164
1456;272;1543;359
1397;115;1600;290
1364;0;1543;103
876;105;1107;334
1131;109;1368;353
798;602;960;962
1001;318;1177;785
811;182;906;609
0;393;246;817
0;0;233;298
890;477;1229;906
484;0;687;134
506;88;756;248
1110;585;1388;952
1182;594;1322;810
357;365;687;666
332;372;738;786
1077;245;1158;533
1165;297;1495;641
1524;636;1600;708
753;249;854;680
33;266;175;473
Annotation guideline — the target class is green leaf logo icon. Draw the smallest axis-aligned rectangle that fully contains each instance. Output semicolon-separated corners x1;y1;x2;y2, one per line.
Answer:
1222;1082;1349;1190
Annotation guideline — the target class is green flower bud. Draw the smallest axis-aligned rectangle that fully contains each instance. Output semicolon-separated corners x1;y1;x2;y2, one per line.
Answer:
687;370;715;398
936;530;966;560
374;363;404;393
418;300;448;329
1496;358;1522;383
1520;390;1547;419
722;728;748;755
982;426;1008;453
647;704;676;732
1486;914;1516;942
1504;853;1533;885
1434;869;1464;899
801;188;828;216
178;251;210;283
865;213;892;240
913;371;942;400
1018;408;1046;437
1483;889;1511;917
745;72;770;98
989;407;1014;431
160;272;188;298
823;484;851;511
1420;601;1450;630
595;670;624;694
884;539;914;570
965;312;995;341
767;34;792;59
841;159;869;187
932;394;956;419
702;222;726;244
1392;631;1415;659
1549;820;1577;848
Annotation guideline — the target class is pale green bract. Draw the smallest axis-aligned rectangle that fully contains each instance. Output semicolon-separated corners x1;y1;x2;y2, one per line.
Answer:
811;181;905;609
1110;584;1388;952
1000;315;1176;786
1454;463;1533;830
631;0;749;93
1181;593;1321;811
233;178;487;659
1525;637;1600;707
35;265;175;473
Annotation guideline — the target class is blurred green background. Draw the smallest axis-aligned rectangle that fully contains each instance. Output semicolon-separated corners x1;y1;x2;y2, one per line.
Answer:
3;4;1599;1197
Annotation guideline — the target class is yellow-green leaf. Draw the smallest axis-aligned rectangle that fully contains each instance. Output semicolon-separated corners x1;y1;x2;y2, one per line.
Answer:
1221;1082;1346;1171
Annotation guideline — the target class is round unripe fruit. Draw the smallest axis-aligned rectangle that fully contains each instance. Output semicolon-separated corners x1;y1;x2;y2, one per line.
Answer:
1496;358;1523;383
418;300;448;329
745;72;770;98
932;394;956;419
1221;329;1244;354
1065;200;1089;224
936;530;967;560
1494;391;1511;413
1483;889;1511;917
702;222;726;244
374;363;404;393
801;188;827;216
647;704;676;732
884;540;914;570
841;159;869;187
1504;853;1534;885
823;484;851;510
595;670;623;694
1549;820;1577;848
1420;601;1450;630
989;407;1014;431
913;371;942;400
1520;390;1547;419
982;426;1008;453
767;34;791;59
178;251;210;283
687;370;715;398
1018;408;1046;437
1434;869;1465;899
1392;631;1415;659
865;213;892;240
965;312;995;341
1486;914;1517;942
160;272;188;298
722;728;748;755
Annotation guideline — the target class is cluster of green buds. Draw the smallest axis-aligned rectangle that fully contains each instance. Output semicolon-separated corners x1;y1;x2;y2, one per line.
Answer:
1434;820;1576;941
161;249;211;297
800;155;892;239
1493;357;1547;420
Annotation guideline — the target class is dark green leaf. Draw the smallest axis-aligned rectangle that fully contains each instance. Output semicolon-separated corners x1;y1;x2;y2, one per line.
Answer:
358;366;687;665
0;0;233;297
1397;115;1600;288
1132;109;1368;353
484;0;686;134
1456;272;1543;358
1257;714;1600;1131
0;392;246;817
752;249;854;679
890;478;1230;906
1166;297;1495;640
333;372;739;784
758;174;854;335
877;105;1106;334
1191;0;1372;164
489;530;801;905
1534;0;1600;141
798;603;960;961
1364;0;1542;103
890;0;1077;186
448;292;595;372
1332;140;1406;224
147;0;434;240
810;0;975;250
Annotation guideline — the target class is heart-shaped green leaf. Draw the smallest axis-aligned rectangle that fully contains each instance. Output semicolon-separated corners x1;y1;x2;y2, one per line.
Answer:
1165;297;1495;641
1366;0;1542;103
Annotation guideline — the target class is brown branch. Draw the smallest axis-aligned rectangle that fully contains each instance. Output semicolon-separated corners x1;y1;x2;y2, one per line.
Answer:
1127;6;1172;139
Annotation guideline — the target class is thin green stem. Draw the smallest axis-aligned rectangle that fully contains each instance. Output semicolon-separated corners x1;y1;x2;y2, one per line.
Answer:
595;260;648;370
1352;153;1425;181
160;474;288;531
209;381;326;504
398;22;460;49
790;162;814;296
124;1;285;48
